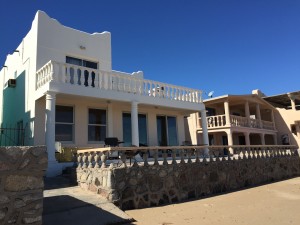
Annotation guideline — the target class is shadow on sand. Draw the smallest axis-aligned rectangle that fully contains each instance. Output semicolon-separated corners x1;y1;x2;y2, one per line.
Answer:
43;195;135;225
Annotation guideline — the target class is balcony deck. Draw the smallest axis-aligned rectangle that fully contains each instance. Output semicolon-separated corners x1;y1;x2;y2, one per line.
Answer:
36;61;203;110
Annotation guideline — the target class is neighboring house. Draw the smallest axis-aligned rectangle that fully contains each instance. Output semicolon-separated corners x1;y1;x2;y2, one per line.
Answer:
187;90;278;153
263;90;300;147
0;11;209;176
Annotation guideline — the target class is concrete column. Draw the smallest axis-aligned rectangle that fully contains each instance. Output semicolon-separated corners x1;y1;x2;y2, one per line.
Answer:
224;100;231;126
45;92;60;177
200;110;209;145
256;104;262;128
200;109;209;155
288;93;296;110
260;133;265;145
226;130;234;154
45;92;56;162
107;103;113;137
244;132;250;145
131;101;139;146
245;101;250;127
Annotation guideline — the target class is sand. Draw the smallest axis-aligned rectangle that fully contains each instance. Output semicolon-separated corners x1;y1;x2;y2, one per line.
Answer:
125;177;300;225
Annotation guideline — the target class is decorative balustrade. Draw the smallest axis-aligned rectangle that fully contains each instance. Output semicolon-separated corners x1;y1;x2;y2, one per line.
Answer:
206;115;226;128
249;118;261;128
75;145;298;169
198;114;276;131
230;115;249;127
36;60;203;103
262;120;275;130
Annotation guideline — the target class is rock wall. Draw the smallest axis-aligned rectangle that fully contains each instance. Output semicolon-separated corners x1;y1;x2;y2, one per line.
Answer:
0;146;47;225
78;154;300;210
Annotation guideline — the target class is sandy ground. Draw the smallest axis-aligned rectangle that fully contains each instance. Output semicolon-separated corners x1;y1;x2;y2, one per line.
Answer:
125;177;300;225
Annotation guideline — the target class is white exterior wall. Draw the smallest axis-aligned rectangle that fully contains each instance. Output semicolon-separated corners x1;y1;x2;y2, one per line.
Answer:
35;11;112;71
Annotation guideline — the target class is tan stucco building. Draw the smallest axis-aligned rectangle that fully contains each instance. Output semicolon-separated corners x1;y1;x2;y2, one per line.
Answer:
187;90;300;151
263;90;300;147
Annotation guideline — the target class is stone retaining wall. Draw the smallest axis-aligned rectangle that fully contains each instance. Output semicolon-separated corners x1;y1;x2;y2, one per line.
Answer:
78;153;300;210
0;146;47;225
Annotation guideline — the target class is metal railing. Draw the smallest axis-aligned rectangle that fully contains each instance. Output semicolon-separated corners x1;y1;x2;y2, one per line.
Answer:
0;126;25;146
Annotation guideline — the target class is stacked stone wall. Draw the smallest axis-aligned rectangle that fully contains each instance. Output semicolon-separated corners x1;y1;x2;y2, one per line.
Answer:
0;146;47;225
78;154;300;210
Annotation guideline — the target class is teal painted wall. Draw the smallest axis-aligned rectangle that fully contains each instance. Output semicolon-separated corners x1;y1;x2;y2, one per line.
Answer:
1;71;31;145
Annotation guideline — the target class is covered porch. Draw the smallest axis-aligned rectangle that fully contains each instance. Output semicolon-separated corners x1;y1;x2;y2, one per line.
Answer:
197;128;277;153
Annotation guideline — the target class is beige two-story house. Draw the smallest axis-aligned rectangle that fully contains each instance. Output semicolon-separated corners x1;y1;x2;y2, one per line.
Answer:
187;92;277;153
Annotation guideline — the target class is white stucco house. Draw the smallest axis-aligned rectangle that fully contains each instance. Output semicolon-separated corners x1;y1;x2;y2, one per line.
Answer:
0;11;208;176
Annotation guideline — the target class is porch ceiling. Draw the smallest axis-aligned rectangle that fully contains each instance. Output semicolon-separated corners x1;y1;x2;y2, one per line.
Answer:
55;93;198;115
263;91;300;108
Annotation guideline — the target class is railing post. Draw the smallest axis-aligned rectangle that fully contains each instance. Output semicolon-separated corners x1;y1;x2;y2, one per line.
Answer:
121;152;127;167
163;150;168;165
143;153;149;166
171;149;177;164
101;152;107;168
88;152;94;168
77;153;82;168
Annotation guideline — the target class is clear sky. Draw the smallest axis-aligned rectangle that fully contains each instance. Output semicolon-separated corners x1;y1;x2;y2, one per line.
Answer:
0;0;299;97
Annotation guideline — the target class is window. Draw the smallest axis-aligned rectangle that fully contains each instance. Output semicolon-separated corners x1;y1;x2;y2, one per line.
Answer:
157;116;178;146
66;56;98;69
88;109;106;142
122;113;148;146
55;105;74;142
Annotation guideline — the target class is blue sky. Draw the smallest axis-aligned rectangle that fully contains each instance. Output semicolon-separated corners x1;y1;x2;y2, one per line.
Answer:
0;0;299;97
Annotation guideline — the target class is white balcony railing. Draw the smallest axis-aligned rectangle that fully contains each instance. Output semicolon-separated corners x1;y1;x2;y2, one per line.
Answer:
206;115;226;128
198;114;275;130
249;118;261;128
36;61;203;103
230;115;248;127
262;120;275;130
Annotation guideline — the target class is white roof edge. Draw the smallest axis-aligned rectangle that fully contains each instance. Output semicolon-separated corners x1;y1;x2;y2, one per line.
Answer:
35;10;110;36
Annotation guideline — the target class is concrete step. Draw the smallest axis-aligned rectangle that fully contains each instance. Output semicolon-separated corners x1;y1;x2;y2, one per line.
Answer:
43;179;133;225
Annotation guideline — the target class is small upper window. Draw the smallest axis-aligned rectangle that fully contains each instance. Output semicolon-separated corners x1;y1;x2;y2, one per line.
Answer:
66;56;98;69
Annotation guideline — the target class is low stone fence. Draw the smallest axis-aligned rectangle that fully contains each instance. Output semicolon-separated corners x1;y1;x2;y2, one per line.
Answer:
76;145;300;210
0;146;47;225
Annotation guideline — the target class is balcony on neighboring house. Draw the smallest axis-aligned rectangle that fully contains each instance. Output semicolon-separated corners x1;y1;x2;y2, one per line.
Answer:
197;114;276;131
35;61;203;107
196;94;277;132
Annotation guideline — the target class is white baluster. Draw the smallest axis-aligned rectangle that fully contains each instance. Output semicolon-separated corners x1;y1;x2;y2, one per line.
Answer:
98;71;102;89
150;82;153;97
